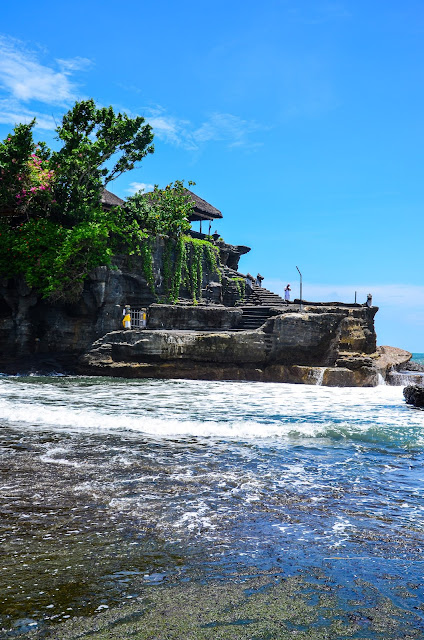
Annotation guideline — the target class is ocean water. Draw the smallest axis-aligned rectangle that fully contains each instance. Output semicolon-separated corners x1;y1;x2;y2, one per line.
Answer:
1;362;424;637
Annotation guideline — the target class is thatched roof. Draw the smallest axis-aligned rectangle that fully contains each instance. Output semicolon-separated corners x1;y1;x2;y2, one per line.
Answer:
184;189;223;222
101;187;223;222
101;188;125;209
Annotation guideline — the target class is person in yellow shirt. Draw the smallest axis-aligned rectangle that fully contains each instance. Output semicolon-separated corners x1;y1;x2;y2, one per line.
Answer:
122;306;131;329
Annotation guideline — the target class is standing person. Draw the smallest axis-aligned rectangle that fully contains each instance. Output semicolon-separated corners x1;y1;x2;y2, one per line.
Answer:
256;273;264;287
284;284;291;303
122;306;131;329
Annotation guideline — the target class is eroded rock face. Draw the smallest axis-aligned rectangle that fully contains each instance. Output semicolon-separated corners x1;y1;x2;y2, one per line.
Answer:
0;237;234;368
0;255;403;388
0;259;153;366
148;304;242;330
78;305;390;387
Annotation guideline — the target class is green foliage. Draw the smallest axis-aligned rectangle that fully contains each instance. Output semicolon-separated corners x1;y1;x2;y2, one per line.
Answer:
162;237;174;300
0;102;224;305
149;235;221;304
231;277;246;300
126;180;194;238
0;217;114;301
182;236;220;303
0;100;155;300
139;238;155;294
50;99;154;224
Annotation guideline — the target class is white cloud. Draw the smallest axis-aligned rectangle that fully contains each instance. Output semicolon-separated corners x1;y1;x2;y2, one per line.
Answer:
126;182;154;195
0;98;56;130
0;35;89;109
56;57;92;73
144;106;261;151
193;113;262;149
147;113;196;150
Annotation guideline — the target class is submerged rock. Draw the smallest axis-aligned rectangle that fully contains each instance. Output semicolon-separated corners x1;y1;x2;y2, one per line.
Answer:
403;385;424;408
403;361;424;372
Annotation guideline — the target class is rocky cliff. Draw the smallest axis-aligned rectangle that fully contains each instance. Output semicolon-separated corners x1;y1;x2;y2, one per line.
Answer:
78;304;410;387
0;238;411;385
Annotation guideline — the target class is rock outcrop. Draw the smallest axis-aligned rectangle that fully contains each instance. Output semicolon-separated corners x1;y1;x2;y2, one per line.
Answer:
0;238;411;386
78;304;406;387
148;304;242;331
403;385;424;408
0;234;251;371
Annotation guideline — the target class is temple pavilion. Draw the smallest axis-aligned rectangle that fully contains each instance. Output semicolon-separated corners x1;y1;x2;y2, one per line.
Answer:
101;188;223;235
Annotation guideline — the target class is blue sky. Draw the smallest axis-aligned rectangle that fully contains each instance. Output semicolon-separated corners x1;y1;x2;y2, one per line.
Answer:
0;1;423;351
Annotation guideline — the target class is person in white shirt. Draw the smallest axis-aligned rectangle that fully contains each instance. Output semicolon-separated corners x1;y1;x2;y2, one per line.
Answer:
284;284;291;302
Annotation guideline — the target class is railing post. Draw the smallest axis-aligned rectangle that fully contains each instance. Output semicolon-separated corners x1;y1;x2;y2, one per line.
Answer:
296;266;303;311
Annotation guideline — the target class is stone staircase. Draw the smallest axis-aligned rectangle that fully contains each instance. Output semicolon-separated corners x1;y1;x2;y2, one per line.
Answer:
238;306;274;330
245;283;285;306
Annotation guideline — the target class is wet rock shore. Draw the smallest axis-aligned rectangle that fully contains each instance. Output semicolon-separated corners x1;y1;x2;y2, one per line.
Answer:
403;384;424;408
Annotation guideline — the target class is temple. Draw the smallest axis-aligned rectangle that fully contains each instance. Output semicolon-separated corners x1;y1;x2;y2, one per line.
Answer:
102;187;224;236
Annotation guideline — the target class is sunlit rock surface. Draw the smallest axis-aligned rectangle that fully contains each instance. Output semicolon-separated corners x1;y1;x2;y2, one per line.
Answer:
79;306;410;387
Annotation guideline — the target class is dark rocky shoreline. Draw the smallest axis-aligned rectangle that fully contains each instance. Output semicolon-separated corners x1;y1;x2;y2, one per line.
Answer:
0;252;413;387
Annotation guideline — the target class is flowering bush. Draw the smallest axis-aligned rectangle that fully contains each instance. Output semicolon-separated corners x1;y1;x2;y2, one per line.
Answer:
0;121;53;215
0;121;53;217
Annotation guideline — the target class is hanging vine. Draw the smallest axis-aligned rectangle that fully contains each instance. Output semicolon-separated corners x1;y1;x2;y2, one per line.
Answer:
143;235;222;304
140;238;155;293
232;277;246;300
162;237;174;299
183;236;221;303
170;235;186;302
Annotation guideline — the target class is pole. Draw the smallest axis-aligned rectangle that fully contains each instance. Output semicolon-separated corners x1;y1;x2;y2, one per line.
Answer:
296;265;303;310
355;291;357;304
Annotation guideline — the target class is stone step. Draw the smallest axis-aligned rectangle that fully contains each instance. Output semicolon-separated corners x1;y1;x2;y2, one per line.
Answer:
246;284;285;306
239;305;275;329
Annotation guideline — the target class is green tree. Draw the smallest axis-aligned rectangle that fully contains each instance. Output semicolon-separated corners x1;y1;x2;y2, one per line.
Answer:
0;100;155;301
50;99;154;223
126;180;195;238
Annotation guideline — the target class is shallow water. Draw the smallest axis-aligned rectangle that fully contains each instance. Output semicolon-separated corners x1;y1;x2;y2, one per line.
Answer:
1;370;424;637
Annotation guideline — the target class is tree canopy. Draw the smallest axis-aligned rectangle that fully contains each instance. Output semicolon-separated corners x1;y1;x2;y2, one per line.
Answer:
50;99;154;223
0;100;216;303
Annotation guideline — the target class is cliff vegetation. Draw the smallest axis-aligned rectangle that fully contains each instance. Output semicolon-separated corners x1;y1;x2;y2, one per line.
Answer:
0;100;221;304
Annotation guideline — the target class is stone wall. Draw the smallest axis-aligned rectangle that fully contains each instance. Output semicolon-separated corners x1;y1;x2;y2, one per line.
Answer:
148;304;242;330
